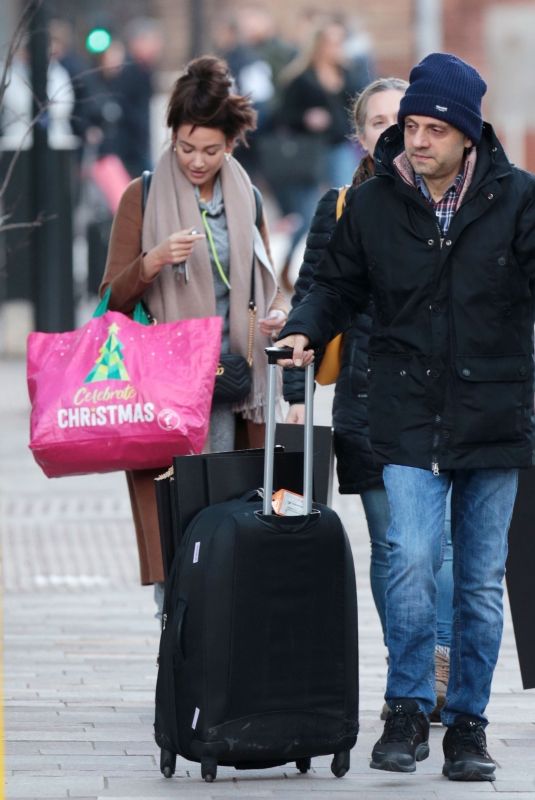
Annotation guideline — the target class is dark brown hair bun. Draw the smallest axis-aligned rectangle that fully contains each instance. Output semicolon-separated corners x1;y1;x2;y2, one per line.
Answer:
167;55;256;144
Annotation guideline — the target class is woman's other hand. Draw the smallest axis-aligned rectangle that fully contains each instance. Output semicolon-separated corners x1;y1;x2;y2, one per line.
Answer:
275;334;314;367
304;107;331;132
258;309;287;337
142;229;205;280
285;403;305;424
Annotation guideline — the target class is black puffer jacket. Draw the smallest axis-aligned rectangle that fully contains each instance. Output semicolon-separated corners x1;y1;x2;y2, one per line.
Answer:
283;187;383;494
280;123;535;472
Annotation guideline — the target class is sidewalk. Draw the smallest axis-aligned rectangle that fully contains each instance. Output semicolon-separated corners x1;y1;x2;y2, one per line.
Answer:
2;355;534;800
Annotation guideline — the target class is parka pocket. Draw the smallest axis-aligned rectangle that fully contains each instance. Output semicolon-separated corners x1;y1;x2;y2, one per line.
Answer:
367;354;410;444
453;354;531;444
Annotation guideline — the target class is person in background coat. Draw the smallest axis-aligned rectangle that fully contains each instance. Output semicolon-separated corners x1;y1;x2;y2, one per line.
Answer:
110;17;163;177
275;18;368;287
277;52;535;782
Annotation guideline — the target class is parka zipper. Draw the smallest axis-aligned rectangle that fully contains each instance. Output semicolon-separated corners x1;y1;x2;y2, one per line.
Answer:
431;229;444;476
390;158;509;475
431;414;442;475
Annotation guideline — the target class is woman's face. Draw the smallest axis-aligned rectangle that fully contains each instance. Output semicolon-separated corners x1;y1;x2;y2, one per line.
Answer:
174;125;232;196
358;89;405;155
316;23;346;65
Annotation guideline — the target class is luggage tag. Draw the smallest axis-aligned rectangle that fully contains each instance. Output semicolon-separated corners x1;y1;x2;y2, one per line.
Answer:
272;488;305;516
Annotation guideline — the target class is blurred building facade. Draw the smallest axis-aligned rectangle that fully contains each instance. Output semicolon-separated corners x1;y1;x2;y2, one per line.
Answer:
2;0;534;169
1;0;534;355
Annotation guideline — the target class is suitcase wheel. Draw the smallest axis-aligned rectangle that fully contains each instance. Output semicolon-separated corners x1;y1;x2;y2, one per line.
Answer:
331;749;350;778
201;756;218;782
160;747;176;778
296;757;311;774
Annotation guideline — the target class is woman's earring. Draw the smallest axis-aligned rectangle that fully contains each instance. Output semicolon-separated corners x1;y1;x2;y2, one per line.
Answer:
224;152;231;162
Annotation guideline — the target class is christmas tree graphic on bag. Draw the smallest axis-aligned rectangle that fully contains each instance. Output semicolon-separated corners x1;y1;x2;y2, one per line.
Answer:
84;322;130;383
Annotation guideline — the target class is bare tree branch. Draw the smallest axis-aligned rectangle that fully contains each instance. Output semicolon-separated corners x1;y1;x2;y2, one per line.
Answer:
0;0;40;109
0;0;50;233
0;204;54;229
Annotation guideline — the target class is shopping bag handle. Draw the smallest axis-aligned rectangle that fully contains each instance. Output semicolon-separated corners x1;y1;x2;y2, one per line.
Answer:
93;287;152;326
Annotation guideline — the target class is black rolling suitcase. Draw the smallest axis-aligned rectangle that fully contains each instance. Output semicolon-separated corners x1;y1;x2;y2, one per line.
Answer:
154;347;359;782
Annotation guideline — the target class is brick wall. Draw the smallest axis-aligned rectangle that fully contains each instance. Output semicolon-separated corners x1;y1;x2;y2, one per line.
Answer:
153;1;415;80
146;0;535;170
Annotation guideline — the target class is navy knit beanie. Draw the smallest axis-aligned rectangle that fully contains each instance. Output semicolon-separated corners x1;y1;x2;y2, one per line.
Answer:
398;52;487;144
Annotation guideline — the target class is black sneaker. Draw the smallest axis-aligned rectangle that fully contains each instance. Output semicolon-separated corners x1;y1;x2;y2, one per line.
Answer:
370;698;430;773
442;717;496;781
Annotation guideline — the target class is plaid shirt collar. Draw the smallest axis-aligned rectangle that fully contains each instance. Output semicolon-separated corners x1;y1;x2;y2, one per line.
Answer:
393;148;478;237
415;170;466;235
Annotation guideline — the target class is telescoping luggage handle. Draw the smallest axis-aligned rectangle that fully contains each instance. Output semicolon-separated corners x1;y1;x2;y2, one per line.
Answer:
263;346;314;516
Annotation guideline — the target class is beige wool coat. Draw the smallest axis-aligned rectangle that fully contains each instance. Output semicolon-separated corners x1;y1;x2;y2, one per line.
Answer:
100;177;287;585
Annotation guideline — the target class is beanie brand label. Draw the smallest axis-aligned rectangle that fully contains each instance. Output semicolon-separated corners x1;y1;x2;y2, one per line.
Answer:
399;53;486;145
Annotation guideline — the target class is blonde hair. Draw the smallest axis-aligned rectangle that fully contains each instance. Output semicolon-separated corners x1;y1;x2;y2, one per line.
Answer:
280;18;346;86
351;77;408;138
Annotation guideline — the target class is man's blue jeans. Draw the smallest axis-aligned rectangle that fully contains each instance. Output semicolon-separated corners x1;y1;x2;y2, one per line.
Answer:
383;465;518;724
361;485;453;647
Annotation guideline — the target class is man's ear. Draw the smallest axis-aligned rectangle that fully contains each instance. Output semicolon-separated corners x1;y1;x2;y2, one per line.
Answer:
464;136;473;149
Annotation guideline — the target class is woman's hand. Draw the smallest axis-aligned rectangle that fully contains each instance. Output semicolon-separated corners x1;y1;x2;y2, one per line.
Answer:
142;228;205;280
258;309;287;337
276;334;314;367
285;403;305;424
304;107;331;132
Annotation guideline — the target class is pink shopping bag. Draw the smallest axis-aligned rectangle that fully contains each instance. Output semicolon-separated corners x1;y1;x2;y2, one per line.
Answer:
27;311;223;477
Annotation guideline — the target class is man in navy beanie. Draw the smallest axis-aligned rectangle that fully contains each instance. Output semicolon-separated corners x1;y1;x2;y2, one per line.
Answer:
277;52;535;781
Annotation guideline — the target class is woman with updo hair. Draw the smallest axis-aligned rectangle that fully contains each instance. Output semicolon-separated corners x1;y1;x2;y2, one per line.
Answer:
100;55;288;613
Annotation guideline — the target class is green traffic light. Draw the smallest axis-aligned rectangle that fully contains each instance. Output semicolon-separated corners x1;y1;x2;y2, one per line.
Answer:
86;28;112;54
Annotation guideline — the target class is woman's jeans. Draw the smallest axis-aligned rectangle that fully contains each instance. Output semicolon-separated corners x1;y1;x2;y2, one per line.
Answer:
361;485;453;647
382;465;518;723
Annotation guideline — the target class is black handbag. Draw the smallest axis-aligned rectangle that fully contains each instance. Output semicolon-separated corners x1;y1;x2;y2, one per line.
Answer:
257;130;326;186
213;353;252;404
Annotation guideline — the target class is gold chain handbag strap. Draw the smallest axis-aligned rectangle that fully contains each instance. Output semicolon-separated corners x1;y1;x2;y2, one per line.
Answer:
245;186;263;366
247;294;257;366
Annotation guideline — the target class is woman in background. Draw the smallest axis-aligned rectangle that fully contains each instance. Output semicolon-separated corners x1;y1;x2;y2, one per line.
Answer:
275;18;367;288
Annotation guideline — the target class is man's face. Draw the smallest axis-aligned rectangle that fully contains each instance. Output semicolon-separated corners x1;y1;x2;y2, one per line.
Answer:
404;115;472;184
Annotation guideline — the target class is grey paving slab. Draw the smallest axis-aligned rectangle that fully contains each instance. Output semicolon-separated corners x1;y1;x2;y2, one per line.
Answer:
6;774;105;797
2;356;535;800
7;755;155;770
